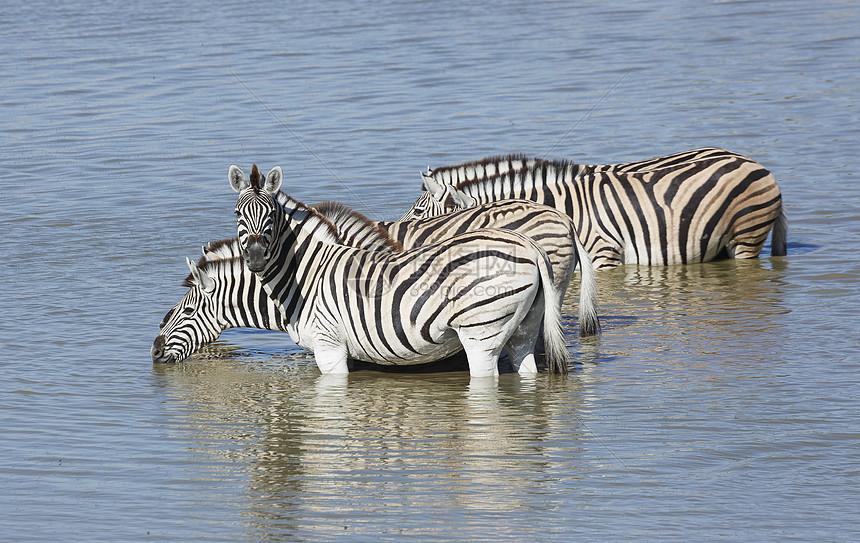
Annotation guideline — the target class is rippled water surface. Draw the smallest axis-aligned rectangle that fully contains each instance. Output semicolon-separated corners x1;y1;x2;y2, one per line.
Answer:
2;0;858;540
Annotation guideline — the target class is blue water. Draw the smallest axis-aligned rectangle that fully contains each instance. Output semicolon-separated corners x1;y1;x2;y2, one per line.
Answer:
1;0;858;540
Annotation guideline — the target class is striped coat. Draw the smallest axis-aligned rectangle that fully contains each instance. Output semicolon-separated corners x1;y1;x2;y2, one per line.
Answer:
152;195;601;364
401;148;787;269
315;199;599;335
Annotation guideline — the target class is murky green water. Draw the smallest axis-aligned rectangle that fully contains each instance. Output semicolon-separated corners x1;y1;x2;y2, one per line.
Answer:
2;0;858;540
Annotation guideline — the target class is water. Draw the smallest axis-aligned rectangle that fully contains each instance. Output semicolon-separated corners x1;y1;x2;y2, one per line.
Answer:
2;0;858;540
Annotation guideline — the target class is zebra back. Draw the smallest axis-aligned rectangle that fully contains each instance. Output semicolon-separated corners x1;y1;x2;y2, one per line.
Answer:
588;147;744;173
418;148;746;191
201;237;244;261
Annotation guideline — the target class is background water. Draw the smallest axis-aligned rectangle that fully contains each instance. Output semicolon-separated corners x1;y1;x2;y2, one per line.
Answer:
1;0;858;540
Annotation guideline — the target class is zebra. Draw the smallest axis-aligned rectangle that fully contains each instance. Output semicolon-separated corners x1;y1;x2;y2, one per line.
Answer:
399;148;788;269
229;164;570;377
151;240;287;364
316;199;599;335
153;233;403;365
400;148;743;220
401;147;755;219
149;230;586;367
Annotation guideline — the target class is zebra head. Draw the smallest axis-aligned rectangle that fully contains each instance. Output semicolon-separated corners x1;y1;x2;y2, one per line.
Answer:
228;164;283;272
398;171;477;220
151;258;223;363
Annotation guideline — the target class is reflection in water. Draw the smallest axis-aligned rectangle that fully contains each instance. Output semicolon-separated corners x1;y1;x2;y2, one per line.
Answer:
563;258;791;372
153;360;590;539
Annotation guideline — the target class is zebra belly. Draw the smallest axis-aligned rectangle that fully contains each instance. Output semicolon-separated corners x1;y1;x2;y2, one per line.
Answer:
345;329;463;366
291;312;464;366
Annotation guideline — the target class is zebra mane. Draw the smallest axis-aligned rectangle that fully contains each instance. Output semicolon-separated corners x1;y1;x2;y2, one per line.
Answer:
185;198;404;289
273;191;402;251
201;237;243;262
248;163;263;193
311;200;404;251
182;239;245;288
426;153;580;192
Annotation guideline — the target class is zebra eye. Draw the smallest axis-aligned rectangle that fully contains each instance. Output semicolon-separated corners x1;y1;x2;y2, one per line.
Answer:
235;209;241;217
182;307;195;316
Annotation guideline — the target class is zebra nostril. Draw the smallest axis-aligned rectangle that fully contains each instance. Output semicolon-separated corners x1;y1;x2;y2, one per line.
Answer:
151;335;166;362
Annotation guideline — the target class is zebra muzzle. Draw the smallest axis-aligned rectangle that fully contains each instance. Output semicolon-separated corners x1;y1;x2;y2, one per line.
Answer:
244;236;269;272
151;335;171;363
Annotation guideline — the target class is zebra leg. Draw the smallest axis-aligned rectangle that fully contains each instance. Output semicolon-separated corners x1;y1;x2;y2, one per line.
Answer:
590;243;624;269
725;205;786;260
504;298;544;375
725;232;769;260
506;338;538;374
313;343;351;375
458;338;503;378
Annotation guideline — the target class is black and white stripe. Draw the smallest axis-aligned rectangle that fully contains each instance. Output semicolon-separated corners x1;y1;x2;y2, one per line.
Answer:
229;164;570;377
401;148;787;269
151;196;601;364
151;204;405;364
151;242;285;364
316;199;599;336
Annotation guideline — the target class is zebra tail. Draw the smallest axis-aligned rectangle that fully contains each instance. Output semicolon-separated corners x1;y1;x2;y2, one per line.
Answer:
574;237;601;336
771;204;788;257
538;252;570;375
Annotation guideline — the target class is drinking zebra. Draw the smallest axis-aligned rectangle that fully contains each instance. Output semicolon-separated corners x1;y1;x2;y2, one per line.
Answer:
317;199;599;335
229;164;570;376
400;148;788;269
151;242;287;364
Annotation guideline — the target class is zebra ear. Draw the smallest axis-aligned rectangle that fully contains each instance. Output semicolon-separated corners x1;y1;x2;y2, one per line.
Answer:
422;172;446;200
186;257;216;294
228;165;247;193
200;244;218;264
264;166;283;194
449;187;476;209
417;166;435;192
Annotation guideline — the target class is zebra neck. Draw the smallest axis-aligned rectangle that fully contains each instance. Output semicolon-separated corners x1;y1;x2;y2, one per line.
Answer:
198;256;287;332
259;193;344;323
231;264;288;332
275;192;342;246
